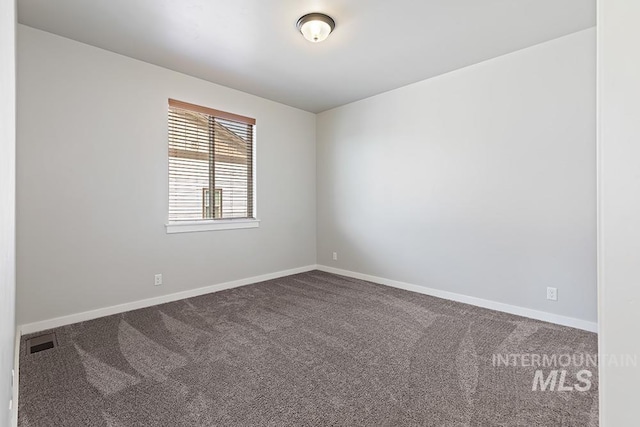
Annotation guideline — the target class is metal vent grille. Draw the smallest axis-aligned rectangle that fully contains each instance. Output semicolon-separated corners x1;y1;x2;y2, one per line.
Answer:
27;333;58;354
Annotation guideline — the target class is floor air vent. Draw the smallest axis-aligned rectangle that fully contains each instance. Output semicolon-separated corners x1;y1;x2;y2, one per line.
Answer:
27;333;58;354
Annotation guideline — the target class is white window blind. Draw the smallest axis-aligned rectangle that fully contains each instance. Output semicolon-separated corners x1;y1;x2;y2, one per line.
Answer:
168;99;255;222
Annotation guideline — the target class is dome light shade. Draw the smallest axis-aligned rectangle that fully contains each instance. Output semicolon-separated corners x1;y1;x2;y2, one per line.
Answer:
296;13;335;43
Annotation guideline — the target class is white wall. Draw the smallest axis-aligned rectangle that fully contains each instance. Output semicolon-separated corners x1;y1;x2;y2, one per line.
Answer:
0;0;16;425
597;1;640;424
317;29;596;323
16;25;317;325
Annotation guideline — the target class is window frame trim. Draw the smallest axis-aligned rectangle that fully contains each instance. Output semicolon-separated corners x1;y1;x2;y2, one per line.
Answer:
165;218;260;234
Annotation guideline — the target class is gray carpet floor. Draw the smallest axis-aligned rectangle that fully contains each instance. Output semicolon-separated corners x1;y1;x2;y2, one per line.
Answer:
19;271;598;426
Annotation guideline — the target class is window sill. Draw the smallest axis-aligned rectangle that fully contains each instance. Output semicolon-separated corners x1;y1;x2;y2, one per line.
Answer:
166;219;260;234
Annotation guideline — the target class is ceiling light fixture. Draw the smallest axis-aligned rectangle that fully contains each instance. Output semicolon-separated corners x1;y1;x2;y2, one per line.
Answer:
296;13;335;43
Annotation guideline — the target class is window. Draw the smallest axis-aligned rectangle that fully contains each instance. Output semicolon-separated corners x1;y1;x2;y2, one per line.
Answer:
166;99;258;233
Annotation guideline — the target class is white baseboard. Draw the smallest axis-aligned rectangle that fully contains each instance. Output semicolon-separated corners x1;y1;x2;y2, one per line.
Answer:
317;265;598;333
19;263;598;336
19;265;318;335
11;327;20;427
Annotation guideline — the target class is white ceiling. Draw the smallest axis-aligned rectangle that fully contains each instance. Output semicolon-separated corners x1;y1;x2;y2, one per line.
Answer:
18;0;595;113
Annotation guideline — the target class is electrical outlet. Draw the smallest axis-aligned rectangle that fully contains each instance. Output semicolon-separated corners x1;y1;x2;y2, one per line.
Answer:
332;252;338;261
154;274;163;286
547;287;558;301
